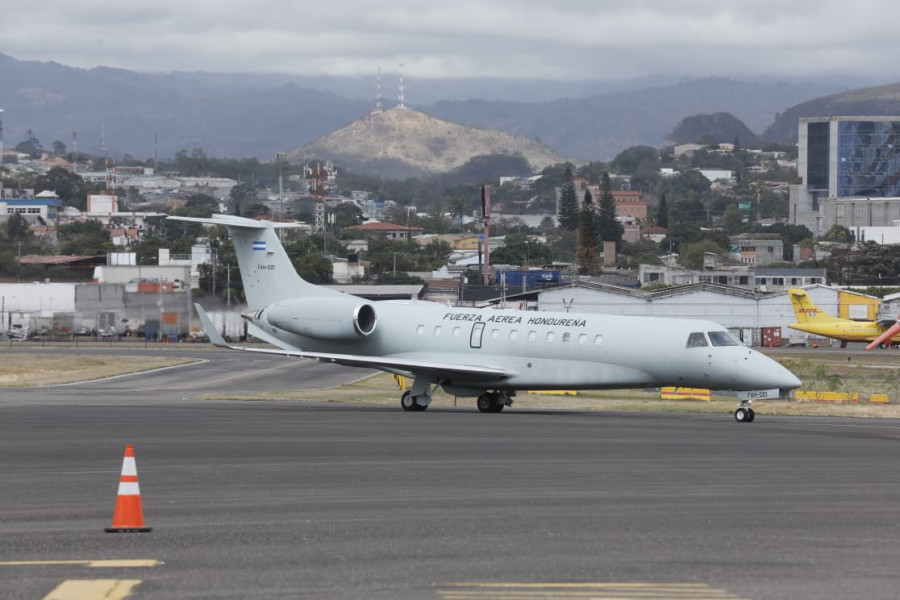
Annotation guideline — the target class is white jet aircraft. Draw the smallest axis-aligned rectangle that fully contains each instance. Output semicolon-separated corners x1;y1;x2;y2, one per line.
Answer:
172;215;800;422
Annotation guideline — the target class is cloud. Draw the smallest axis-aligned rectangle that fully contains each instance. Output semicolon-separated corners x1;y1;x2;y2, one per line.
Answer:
2;0;899;81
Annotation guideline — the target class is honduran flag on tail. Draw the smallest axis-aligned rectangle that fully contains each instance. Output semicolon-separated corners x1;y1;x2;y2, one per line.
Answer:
252;240;266;251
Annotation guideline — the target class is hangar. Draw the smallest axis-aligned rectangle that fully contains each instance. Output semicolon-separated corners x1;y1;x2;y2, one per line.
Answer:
499;282;878;346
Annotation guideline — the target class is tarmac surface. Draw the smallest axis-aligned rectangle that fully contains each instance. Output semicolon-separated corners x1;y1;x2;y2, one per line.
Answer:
2;348;900;599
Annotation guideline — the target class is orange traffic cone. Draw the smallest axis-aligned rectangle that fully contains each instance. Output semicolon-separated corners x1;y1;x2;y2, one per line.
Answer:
105;444;152;533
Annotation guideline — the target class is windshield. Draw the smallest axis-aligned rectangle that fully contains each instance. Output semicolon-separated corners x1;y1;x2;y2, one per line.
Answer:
708;330;740;346
686;332;708;348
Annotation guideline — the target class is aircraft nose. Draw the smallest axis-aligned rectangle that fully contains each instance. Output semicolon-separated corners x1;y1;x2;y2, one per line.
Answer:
757;352;802;390
774;368;802;391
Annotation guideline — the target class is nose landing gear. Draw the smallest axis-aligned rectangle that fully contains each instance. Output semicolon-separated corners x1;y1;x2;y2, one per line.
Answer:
734;400;755;423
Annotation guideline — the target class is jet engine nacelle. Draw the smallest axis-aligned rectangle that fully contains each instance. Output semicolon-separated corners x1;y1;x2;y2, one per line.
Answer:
264;296;377;341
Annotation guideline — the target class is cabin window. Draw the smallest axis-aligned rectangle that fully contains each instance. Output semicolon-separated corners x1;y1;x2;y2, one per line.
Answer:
528;331;537;341
687;332;708;348
562;332;571;343
594;335;603;345
578;333;587;344
546;332;555;342
452;327;461;337
416;325;425;336
509;330;518;340
434;326;442;336
491;329;500;339
708;331;740;347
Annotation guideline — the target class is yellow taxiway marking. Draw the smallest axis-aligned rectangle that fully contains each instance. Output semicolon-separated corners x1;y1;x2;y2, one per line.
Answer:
437;582;745;599
42;579;142;600
0;559;160;568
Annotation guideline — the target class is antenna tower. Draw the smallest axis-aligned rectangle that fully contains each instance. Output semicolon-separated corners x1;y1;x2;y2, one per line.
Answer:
397;63;406;109
373;67;383;114
72;129;78;173
307;163;326;234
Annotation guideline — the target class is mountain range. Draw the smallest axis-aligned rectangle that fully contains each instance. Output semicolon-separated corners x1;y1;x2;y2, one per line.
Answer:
2;53;899;170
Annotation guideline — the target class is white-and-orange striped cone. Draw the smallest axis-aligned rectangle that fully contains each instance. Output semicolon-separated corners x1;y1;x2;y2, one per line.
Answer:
105;444;152;533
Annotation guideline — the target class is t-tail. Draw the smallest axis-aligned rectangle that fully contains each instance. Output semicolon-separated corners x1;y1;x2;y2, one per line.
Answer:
788;288;843;323
168;215;338;309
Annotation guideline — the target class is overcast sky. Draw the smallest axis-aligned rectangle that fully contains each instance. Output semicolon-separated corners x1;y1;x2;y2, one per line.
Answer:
3;0;900;82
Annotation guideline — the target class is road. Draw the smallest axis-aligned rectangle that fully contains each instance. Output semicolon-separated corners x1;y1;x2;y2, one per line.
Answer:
1;348;900;599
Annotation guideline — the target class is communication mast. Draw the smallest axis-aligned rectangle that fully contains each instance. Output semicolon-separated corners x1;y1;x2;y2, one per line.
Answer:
397;63;406;109
307;163;326;234
373;67;383;114
481;185;491;285
72;129;78;173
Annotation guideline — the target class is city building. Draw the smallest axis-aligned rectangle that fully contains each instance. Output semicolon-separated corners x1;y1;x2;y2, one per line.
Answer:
791;116;900;236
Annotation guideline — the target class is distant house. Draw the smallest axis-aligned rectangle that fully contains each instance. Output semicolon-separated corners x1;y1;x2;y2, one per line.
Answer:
344;221;425;240
612;190;647;220
642;226;668;243
0;196;62;224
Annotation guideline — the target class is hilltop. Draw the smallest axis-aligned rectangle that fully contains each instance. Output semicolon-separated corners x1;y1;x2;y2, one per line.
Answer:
763;82;900;143
285;108;567;179
666;112;762;147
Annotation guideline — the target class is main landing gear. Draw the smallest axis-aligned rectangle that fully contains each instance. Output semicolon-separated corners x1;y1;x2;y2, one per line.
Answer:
476;391;513;413
734;400;755;423
400;390;429;412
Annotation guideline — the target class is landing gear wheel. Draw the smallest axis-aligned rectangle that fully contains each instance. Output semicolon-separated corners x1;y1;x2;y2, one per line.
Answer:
477;393;494;413
401;391;416;412
747;408;755;422
491;402;504;413
735;407;751;422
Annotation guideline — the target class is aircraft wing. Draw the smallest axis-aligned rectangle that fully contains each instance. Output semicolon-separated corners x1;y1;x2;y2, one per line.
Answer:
194;304;510;380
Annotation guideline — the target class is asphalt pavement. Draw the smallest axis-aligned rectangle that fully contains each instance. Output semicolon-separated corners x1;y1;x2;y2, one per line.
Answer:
1;348;900;599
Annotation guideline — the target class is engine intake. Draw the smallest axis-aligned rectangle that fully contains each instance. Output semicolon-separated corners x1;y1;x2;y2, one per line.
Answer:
264;296;377;341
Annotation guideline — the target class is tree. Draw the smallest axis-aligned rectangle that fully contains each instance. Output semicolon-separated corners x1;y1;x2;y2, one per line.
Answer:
228;182;257;214
557;166;579;231
596;172;623;246
34;167;88;209
657;192;669;229
293;254;333;284
611;146;659;174
449;197;470;227
679;239;729;270
575;189;600;275
490;233;552;266
52;140;67;156
15;130;42;158
57;220;112;255
822;224;851;243
5;213;31;243
722;204;744;232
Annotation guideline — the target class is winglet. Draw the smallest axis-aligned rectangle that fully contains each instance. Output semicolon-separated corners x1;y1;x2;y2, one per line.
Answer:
194;303;233;349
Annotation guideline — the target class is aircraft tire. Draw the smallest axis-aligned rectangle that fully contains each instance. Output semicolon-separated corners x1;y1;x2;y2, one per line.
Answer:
734;407;751;423
747;408;755;422
401;391;416;412
477;394;494;413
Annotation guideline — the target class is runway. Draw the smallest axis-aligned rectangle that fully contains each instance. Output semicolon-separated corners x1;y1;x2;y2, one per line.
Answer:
2;349;900;599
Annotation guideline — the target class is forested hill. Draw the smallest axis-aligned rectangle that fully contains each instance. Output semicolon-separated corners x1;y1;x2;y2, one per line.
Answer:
762;82;900;144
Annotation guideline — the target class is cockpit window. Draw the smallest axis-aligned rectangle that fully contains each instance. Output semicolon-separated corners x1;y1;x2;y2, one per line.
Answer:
708;330;740;346
687;332;708;348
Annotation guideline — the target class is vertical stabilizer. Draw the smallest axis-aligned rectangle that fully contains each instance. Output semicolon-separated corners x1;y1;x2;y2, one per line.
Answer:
169;215;337;309
788;289;842;323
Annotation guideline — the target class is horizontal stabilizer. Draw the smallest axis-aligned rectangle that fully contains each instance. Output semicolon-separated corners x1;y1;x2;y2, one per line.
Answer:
168;215;267;229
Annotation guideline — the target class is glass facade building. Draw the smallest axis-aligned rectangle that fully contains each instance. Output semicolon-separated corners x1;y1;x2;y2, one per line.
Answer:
835;120;900;197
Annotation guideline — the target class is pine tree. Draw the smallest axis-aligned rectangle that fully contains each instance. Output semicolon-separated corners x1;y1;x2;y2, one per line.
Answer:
576;189;600;276
657;192;669;229
596;172;623;246
557;166;579;231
